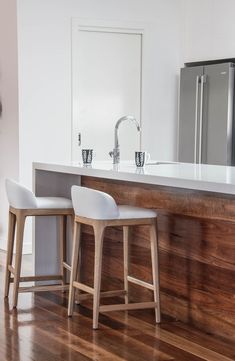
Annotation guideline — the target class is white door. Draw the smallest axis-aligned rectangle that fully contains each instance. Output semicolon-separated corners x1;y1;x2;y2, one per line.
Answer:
72;24;143;162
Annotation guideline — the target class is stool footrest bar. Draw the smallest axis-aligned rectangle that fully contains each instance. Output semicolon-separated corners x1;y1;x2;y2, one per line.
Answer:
19;284;69;293
99;301;158;312
73;281;94;294
63;262;71;271
22;274;63;282
76;289;126;303
10;274;63;283
127;276;154;290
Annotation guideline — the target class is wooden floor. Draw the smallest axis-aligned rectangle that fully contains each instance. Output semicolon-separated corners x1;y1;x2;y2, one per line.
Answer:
1;253;235;361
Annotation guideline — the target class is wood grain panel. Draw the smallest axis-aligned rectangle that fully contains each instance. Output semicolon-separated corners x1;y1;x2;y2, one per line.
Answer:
80;176;235;342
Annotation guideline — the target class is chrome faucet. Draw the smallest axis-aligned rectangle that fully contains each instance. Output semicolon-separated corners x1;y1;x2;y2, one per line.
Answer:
109;115;141;164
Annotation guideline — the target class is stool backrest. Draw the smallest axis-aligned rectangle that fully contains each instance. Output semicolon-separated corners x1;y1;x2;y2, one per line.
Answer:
5;179;37;209
71;185;119;220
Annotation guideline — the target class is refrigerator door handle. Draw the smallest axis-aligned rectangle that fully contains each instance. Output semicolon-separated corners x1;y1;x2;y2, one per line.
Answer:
198;75;206;163
194;75;200;163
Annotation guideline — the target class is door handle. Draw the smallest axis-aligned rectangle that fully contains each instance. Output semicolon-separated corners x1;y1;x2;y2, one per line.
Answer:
194;76;200;163
198;75;206;163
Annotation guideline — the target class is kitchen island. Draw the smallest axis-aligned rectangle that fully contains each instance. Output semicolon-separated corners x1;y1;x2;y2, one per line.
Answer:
33;161;235;342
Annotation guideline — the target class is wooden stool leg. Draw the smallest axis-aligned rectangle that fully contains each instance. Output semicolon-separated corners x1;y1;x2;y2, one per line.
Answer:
150;221;161;323
93;224;105;329
123;226;129;304
4;211;16;298
68;221;81;316
75;239;82;305
13;214;26;308
59;215;67;291
69;215;81;305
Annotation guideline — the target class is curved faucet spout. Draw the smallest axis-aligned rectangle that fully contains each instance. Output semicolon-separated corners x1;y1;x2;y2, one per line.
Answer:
114;115;141;149
115;115;141;131
109;115;141;164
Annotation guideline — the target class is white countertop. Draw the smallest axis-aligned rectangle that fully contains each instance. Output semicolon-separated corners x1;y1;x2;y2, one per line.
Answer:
33;160;235;195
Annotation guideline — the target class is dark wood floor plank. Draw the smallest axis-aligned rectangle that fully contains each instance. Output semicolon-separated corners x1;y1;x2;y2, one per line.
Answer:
1;301;91;361
77;305;204;361
161;322;235;360
96;308;233;361
1;251;235;360
35;291;231;361
34;294;173;361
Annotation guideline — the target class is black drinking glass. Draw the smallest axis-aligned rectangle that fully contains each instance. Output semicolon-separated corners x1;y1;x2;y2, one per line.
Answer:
135;151;150;167
135;151;145;167
82;149;93;165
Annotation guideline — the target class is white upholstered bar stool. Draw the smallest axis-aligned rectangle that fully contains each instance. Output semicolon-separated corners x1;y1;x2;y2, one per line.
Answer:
68;185;161;329
4;179;74;308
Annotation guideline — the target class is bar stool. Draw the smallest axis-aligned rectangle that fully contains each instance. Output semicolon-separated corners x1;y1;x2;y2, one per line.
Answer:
4;179;74;308
68;185;161;329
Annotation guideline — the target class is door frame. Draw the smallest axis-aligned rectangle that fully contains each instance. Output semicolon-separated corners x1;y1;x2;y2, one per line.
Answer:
71;18;145;161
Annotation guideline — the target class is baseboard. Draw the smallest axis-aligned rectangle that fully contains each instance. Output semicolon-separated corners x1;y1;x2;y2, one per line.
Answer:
0;238;32;255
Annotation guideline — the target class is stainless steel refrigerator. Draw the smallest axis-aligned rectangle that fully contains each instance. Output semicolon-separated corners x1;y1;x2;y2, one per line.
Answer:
178;62;235;165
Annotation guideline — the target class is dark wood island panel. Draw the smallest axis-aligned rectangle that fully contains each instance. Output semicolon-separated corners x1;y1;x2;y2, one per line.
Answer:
80;176;235;342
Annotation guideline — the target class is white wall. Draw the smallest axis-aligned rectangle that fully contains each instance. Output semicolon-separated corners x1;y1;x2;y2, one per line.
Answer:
17;0;182;192
0;0;19;251
181;0;235;62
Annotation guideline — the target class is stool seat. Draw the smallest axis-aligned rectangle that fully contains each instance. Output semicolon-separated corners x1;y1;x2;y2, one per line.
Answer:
5;178;73;210
36;197;73;209
118;205;157;219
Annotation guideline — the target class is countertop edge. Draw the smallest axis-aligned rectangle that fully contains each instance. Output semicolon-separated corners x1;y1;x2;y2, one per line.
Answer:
33;162;235;196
